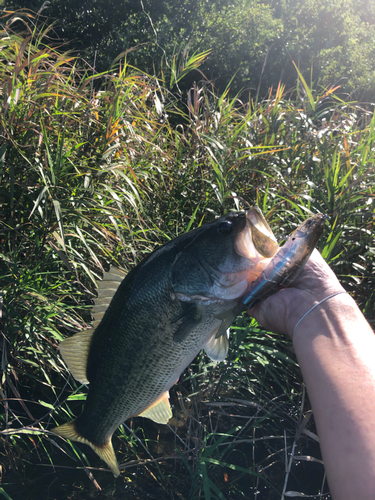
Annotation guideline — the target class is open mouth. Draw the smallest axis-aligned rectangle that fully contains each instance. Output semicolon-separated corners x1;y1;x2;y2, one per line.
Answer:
235;208;280;285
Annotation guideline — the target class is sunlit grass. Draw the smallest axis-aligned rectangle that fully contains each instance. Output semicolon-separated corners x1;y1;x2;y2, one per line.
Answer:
0;9;374;500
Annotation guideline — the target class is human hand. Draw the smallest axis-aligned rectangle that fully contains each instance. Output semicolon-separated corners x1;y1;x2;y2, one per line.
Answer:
247;249;345;337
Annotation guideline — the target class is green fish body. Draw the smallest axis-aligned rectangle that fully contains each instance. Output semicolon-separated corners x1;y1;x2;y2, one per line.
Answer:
52;209;279;476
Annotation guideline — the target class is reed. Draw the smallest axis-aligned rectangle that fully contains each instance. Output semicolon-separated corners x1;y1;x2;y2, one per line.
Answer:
0;11;373;500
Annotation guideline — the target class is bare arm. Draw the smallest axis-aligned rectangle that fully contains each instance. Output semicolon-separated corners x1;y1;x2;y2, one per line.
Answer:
248;250;375;500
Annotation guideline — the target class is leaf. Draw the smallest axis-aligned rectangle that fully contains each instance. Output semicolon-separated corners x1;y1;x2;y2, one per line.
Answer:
0;143;7;178
186;204;200;233
293;61;315;112
0;487;14;500
28;186;49;220
52;200;66;252
169;48;211;88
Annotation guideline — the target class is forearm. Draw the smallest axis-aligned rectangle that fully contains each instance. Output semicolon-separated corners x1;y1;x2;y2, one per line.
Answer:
292;293;375;500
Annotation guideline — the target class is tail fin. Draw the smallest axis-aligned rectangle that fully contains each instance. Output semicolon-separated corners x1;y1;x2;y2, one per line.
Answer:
52;420;120;477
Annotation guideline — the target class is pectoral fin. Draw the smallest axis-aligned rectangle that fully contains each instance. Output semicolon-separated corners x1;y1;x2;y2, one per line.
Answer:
172;302;202;343
215;304;243;338
59;329;95;384
139;391;172;424
215;310;235;338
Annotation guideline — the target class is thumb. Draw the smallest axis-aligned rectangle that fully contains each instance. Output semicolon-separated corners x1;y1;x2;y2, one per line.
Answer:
246;288;296;336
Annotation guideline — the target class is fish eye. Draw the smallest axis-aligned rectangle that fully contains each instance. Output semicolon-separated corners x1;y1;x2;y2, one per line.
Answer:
217;220;233;235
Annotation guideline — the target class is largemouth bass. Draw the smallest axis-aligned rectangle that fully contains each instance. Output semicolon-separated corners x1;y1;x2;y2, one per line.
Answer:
52;209;325;477
52;208;279;476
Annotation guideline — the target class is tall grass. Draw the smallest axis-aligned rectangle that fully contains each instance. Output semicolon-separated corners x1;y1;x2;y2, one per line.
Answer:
0;10;374;500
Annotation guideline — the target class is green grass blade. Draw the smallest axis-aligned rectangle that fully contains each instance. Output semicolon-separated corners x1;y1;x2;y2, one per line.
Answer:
293;61;315;112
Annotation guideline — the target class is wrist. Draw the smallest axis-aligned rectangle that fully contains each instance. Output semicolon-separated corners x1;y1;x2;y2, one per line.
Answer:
291;291;349;337
291;291;360;343
282;250;348;337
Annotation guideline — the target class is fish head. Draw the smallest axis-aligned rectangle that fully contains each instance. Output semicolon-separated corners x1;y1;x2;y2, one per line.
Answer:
172;208;279;300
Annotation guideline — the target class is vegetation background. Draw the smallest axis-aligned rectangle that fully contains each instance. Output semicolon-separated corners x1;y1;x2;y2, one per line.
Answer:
4;0;375;99
0;2;374;499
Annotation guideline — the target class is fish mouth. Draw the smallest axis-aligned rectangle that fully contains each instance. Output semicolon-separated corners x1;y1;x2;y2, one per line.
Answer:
235;208;280;285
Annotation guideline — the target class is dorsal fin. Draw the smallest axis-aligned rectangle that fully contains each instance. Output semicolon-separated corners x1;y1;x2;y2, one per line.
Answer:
101;267;126;282
59;329;95;384
93;267;126;324
59;268;126;384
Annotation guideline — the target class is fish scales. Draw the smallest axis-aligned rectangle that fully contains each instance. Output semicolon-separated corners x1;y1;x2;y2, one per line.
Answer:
52;209;324;477
53;210;274;475
80;248;231;443
78;217;248;443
